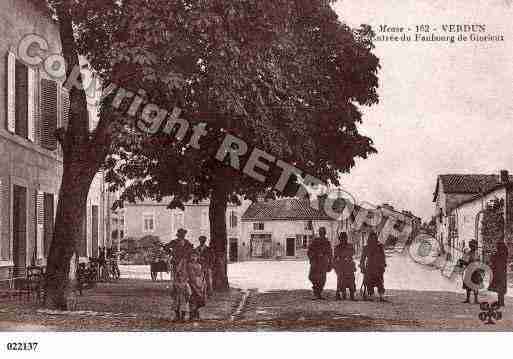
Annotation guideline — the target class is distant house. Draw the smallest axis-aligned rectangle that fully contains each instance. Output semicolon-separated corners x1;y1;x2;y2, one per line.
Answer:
121;197;250;261
433;170;513;261
240;197;420;260
241;198;339;260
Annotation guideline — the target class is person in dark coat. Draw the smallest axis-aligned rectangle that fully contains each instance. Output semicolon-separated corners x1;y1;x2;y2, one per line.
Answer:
460;239;482;304
333;232;356;300
488;241;508;307
307;227;333;300
360;232;386;302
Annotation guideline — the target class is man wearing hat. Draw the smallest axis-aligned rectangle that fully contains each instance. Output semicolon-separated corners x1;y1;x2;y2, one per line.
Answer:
169;228;194;269
307;227;333;300
459;239;482;304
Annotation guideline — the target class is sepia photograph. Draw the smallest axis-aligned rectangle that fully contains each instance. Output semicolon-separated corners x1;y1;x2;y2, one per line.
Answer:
0;0;512;356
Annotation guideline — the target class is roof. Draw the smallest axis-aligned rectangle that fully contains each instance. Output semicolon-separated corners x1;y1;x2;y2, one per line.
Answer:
241;198;334;221
433;174;513;201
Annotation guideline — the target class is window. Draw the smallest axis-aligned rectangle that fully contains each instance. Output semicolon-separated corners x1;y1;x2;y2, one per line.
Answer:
305;220;313;230
201;209;208;230
230;211;238;228
15;59;28;138
143;213;155;232
40;79;58;150
253;222;264;231
173;211;184;231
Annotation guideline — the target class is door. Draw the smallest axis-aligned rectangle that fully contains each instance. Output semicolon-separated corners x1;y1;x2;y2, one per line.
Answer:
286;237;295;257
13;185;27;276
229;238;238;262
91;205;99;258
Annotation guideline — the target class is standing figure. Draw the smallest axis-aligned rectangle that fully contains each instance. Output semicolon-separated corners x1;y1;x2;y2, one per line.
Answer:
172;259;191;321
360;232;386;302
488;241;508;307
196;236;214;297
460;239;482;304
333;232;356;301
188;251;207;320
307;227;333;300
169;228;194;271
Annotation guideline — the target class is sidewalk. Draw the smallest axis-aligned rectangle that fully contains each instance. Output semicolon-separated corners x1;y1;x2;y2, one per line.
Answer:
0;279;243;331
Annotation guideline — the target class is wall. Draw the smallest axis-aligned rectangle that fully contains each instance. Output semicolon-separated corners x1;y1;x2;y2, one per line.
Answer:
240;219;338;259
0;0;63;278
0;1;105;280
453;187;507;261
122;199;250;250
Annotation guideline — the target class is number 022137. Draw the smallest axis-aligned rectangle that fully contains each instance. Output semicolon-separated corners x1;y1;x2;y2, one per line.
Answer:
6;342;38;351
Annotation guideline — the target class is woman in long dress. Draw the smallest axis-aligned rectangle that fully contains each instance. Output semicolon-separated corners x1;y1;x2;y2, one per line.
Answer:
187;251;207;320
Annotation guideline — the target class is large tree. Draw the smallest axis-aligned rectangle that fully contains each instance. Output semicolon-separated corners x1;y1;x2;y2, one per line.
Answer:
43;0;186;308
104;0;380;290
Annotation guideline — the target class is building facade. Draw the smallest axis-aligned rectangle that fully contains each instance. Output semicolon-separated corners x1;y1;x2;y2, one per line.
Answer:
433;170;513;262
121;198;250;261
0;0;106;281
241;198;421;261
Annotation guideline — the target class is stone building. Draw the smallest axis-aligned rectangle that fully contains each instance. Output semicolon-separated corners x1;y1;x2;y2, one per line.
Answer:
121;197;250;261
240;197;421;260
0;0;106;281
433;170;513;261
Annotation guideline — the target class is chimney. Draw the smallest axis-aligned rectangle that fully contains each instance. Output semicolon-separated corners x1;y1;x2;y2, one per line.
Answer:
500;170;509;184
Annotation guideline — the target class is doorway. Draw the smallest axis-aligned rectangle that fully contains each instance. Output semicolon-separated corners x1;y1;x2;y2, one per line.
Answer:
286;237;295;257
229;238;238;262
13;185;27;276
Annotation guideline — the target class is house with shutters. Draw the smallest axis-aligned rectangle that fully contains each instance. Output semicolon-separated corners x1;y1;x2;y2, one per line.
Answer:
0;0;107;281
432;170;513;262
121;197;251;262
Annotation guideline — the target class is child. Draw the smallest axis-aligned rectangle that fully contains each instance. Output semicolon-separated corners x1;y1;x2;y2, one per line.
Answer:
187;251;207;320
172;260;191;321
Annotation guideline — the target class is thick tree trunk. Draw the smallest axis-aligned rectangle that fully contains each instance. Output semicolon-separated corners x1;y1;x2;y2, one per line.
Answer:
209;185;229;291
44;160;97;309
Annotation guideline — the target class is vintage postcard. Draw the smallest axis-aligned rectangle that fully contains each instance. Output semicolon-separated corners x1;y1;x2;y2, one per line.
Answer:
0;0;512;356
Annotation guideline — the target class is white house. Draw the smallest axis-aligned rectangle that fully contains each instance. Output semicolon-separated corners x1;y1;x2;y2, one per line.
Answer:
433;170;513;261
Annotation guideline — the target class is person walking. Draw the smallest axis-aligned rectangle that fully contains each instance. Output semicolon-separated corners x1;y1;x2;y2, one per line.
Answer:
307;227;333;300
196;236;214;297
187;251;207;320
488;241;508;307
460;239;482;304
360;232;386;302
333;232;356;301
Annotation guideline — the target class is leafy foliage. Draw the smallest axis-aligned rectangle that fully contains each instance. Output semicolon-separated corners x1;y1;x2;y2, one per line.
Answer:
481;198;504;262
77;0;382;209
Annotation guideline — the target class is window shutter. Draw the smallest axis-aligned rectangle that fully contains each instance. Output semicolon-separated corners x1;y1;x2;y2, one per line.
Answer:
61;88;70;130
6;52;15;132
43;193;54;258
27;67;37;141
36;191;44;259
40;79;58;150
15;59;28;138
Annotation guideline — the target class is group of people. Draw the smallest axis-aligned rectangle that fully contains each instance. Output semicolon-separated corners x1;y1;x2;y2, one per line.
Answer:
308;227;387;302
166;228;214;321
308;227;509;307
459;239;508;307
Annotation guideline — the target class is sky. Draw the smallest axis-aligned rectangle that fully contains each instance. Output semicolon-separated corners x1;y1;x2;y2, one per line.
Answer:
333;0;513;220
